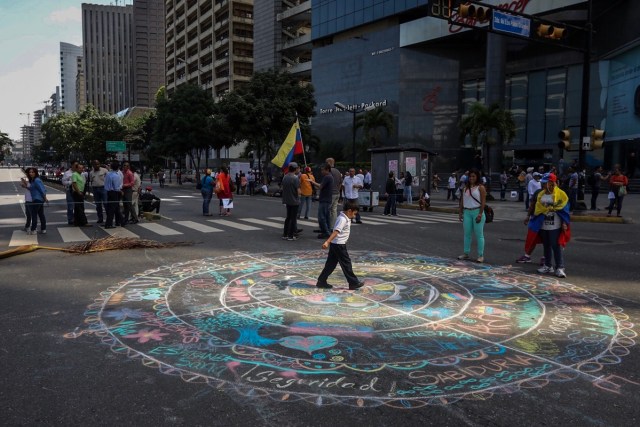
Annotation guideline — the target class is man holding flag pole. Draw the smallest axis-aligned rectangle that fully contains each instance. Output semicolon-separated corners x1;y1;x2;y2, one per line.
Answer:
272;118;306;241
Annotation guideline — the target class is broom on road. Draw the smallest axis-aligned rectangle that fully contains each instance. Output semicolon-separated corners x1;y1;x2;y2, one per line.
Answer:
0;235;194;260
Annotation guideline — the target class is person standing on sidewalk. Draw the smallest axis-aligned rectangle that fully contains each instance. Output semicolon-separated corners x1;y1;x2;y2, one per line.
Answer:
403;170;413;204
589;166;609;210
383;171;397;216
71;164;89;227
447;173;457;201
90;160;108;224
281;162;301;241
342;168;363;224
607;165;629;217
20;171;33;232
326;158;342;226
499;169;509;201
567;167;579;212
457;168;486;263
131;165;141;222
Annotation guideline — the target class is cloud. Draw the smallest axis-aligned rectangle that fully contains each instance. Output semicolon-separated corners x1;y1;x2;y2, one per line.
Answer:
47;7;82;25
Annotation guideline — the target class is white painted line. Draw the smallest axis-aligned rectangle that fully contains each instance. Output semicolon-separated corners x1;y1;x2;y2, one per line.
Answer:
137;223;183;236
174;221;223;233
239;218;282;228
364;216;414;224
9;230;37;247
57;227;91;242
208;219;261;231
103;227;139;238
267;217;318;227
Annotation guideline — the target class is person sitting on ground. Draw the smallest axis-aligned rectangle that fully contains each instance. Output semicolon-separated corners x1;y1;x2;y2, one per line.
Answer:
140;186;161;214
418;189;430;211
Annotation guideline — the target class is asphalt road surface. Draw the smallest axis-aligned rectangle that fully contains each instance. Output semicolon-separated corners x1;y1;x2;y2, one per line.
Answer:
1;167;639;426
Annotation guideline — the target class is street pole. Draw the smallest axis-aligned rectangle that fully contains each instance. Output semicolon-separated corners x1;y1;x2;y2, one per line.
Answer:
577;0;593;209
352;110;357;168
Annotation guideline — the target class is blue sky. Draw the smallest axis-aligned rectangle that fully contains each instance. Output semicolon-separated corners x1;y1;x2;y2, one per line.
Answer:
0;0;127;141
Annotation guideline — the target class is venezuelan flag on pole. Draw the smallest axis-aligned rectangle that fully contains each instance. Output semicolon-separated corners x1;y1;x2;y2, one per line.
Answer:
271;120;304;169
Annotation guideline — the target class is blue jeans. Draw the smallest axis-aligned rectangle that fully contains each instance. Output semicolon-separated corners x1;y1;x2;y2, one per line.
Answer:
65;188;74;224
202;189;213;214
318;201;331;235
403;186;412;204
28;201;46;232
540;228;564;269
92;186;106;222
298;195;311;218
569;188;578;211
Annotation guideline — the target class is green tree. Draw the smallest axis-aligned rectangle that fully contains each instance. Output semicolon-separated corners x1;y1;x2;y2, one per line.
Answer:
355;106;394;148
230;70;315;171
459;102;516;175
154;84;215;171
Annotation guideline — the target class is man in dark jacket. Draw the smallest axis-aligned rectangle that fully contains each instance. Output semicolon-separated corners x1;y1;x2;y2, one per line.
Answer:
281;162;301;241
383;171;398;216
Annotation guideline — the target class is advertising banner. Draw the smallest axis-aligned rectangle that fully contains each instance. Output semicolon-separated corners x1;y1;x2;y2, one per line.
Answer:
606;47;640;140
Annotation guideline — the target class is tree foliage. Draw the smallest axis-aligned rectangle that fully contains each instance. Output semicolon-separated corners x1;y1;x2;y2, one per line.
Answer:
459;102;516;150
355;106;395;148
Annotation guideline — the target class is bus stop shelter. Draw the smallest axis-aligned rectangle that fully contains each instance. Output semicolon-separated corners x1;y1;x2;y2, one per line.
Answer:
368;145;438;198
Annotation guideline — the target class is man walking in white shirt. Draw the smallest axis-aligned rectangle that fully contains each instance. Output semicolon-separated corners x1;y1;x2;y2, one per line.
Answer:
342;168;363;224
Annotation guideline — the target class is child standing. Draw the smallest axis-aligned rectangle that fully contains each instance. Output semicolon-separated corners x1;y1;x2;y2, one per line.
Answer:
418;189;430;210
316;200;365;290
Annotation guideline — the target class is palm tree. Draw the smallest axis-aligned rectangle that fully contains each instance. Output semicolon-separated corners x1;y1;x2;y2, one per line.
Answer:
459;102;516;178
355;106;394;149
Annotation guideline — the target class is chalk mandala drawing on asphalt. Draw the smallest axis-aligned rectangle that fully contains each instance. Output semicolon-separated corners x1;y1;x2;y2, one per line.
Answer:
75;252;637;408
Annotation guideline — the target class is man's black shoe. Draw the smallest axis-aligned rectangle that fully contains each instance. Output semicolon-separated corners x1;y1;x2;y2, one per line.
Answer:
317;234;330;239
355;220;363;224
349;281;365;291
296;229;303;233
313;229;321;233
316;283;333;289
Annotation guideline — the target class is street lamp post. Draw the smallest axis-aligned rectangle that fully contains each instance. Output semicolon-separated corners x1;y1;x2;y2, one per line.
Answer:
334;102;375;167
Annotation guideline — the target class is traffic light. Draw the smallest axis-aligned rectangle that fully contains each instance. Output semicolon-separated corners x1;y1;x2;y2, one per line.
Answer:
591;129;605;149
536;23;566;39
459;2;491;21
558;129;571;150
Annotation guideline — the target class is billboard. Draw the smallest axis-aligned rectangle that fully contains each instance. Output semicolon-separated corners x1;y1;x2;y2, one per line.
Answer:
606;47;640;141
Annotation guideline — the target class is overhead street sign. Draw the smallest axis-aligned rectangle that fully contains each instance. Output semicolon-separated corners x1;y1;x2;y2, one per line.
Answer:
106;141;126;152
492;10;531;37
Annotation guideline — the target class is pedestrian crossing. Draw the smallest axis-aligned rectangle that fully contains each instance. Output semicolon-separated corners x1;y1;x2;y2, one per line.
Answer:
0;211;516;249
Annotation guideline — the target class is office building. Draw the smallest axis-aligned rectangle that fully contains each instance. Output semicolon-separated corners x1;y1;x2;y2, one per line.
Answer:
59;42;83;113
82;3;135;114
76;58;87;112
253;0;311;81
310;0;640;171
165;0;254;99
134;0;166;107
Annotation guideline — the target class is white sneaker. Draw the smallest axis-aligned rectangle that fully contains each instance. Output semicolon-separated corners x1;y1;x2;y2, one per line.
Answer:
555;268;566;278
537;265;554;274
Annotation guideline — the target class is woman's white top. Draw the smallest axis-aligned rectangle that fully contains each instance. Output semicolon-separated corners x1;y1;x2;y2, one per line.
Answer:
462;186;482;209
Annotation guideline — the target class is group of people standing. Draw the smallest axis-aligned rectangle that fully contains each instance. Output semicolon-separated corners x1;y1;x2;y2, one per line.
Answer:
200;166;233;217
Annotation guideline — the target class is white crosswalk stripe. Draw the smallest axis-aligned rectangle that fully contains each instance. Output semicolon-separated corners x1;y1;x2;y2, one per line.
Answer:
239;218;283;229
208;219;261;231
174;221;224;233
138;223;184;236
103;227;139;238
57;227;91;242
9;230;37;247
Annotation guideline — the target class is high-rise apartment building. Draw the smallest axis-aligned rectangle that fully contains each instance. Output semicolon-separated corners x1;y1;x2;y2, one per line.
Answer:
134;0;166;107
60;42;83;113
165;0;254;99
253;0;311;81
82;3;135;114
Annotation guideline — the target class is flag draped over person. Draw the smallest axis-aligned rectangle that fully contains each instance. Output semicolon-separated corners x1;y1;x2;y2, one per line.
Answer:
271;120;304;169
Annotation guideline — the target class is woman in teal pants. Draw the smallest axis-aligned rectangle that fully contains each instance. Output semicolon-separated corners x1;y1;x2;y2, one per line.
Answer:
457;168;486;263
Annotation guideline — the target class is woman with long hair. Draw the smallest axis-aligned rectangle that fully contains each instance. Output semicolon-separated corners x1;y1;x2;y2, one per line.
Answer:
26;168;48;235
607;165;628;217
458;168;486;263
